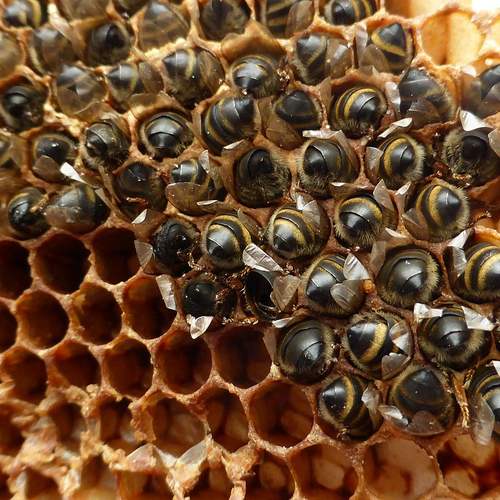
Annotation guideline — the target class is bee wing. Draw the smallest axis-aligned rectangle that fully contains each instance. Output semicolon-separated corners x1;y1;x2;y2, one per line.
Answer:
198;50;225;95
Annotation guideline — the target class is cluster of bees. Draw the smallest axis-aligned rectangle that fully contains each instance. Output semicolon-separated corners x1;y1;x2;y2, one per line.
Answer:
2;0;500;453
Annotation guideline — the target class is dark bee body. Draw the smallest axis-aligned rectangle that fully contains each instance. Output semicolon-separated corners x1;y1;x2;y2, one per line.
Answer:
138;1;189;51
234;148;291;207
467;362;500;442
199;0;250;41
274;90;322;134
31;132;77;182
277;319;339;384
329;86;387;136
376;246;440;309
293;33;351;85
303;253;365;317
152;218;199;276
230;54;281;98
453;242;500;303
0;134;14;169
86;23;131;67
201;97;256;156
387;365;458;435
299;139;359;198
468;64;500;118
181;274;237;320
83;121;131;171
407;180;470;243
140;112;193;160
372;134;427;189
344;312;410;379
442;129;500;186
1;84;46;132
202;213;254;271
2;0;46;28
334;191;396;249
45;184;108;234
318;374;380;439
245;270;284;321
417;303;490;372
260;0;304;38
324;0;376;26
399;68;455;124
267;204;330;261
7;187;49;239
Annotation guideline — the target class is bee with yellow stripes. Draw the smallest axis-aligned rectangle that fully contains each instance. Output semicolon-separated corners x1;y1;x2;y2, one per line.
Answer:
324;0;377;26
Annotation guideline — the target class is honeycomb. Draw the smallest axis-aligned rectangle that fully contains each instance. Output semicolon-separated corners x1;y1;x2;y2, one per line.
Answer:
2;0;500;498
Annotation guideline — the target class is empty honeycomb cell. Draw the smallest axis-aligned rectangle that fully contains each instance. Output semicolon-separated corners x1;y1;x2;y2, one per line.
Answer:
2;348;47;403
34;234;90;294
48;402;86;452
16;291;68;349
249;382;313;447
118;472;173;499
188;466;232;500
72;284;122;344
104;339;153;398
92;228;140;284
437;434;500;498
385;0;471;17
245;451;295;500
0;301;16;351
54;341;101;388
98;398;138;453
201;388;249;452
215;327;271;388
123;276;175;339
0;406;24;456
364;438;438;500
73;456;118;499
421;12;484;66
144;394;204;456
19;469;61;499
290;443;358;499
0;241;31;299
156;330;211;394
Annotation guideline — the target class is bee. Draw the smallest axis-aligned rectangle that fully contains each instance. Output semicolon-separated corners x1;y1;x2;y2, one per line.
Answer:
163;49;222;108
370;134;427;189
85;22;132;67
234;148;291;207
387;364;458;435
329;86;387;136
152;218;200;277
259;0;308;38
277;318;339;384
115;162;167;218
376;246;441;309
2;0;46;28
405;180;470;243
138;1;189;51
180;274;237;320
29;27;77;75
323;0;376;26
199;0;250;41
0;133;17;170
0;33;23;80
202;212;255;271
452;242;500;303
140;112;194;160
201;97;256;156
230;54;282;98
442;129;500;187
292;33;352;85
298;139;359;198
45;184;109;234
266;204;330;261
303;253;365;317
0;83;46;132
344;312;411;379
7;187;49;240
467;362;500;442
363;23;414;75
334;191;396;249
274;89;322;134
82;120;131;171
399;67;456;124
417;303;491;372
245;270;281;321
318;374;381;439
